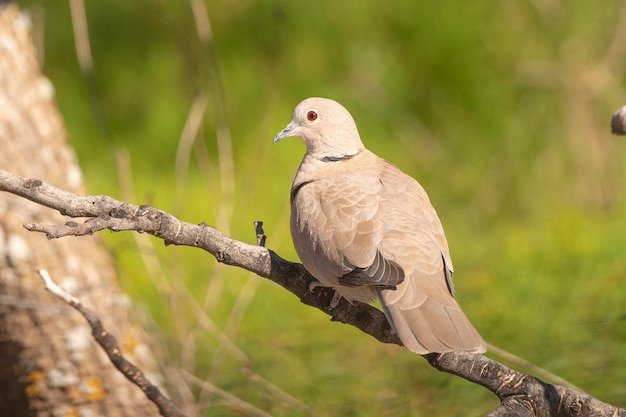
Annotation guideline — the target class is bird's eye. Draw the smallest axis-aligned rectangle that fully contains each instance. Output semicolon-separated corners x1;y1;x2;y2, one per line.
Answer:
307;111;318;121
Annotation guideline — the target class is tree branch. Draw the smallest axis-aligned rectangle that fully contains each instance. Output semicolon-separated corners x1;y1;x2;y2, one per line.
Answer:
36;270;186;417
1;168;624;416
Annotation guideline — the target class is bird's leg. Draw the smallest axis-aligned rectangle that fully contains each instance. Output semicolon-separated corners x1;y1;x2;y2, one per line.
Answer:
329;292;342;308
308;281;343;308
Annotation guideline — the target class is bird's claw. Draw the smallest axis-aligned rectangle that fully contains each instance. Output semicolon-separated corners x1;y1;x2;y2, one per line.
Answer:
308;280;325;291
308;280;342;308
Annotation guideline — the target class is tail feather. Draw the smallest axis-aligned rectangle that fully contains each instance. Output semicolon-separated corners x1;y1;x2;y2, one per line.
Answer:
378;291;486;354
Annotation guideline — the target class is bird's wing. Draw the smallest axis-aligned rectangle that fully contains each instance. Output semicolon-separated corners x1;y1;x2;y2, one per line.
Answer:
374;161;486;353
290;155;404;301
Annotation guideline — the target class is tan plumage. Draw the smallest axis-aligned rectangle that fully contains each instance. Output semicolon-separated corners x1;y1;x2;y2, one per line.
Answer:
274;97;486;354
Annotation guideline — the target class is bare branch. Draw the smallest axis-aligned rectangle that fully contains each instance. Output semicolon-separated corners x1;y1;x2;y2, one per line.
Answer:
424;352;624;417
36;270;186;417
0;169;397;344
2;168;624;416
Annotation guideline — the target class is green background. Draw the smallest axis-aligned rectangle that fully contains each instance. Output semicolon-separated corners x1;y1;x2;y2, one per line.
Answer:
21;0;626;415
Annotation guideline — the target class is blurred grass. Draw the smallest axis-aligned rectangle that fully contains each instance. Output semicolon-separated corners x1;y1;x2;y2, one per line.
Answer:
20;0;626;415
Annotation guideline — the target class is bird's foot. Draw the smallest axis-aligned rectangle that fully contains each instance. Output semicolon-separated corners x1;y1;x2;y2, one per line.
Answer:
308;280;325;291
308;281;343;308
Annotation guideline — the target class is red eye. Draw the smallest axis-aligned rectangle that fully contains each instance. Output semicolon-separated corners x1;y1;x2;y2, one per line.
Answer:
307;111;318;121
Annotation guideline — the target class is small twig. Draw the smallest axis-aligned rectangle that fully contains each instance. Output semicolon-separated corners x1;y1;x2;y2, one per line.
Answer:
36;269;187;417
253;220;266;247
38;269;80;304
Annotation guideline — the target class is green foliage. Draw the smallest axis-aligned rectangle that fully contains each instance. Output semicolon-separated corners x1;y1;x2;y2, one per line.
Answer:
22;0;626;414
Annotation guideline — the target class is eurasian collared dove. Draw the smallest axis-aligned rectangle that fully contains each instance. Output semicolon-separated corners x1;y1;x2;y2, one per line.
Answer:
274;97;486;354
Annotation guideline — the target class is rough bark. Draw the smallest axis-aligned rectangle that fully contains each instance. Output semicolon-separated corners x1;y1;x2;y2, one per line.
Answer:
0;5;163;416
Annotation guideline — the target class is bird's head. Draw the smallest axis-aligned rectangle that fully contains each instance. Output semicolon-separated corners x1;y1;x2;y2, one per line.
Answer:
273;97;365;160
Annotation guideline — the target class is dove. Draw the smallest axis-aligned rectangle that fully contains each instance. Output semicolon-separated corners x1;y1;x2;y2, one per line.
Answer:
273;97;486;354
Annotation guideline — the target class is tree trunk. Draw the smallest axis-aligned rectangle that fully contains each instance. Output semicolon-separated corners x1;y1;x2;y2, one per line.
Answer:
0;4;163;416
